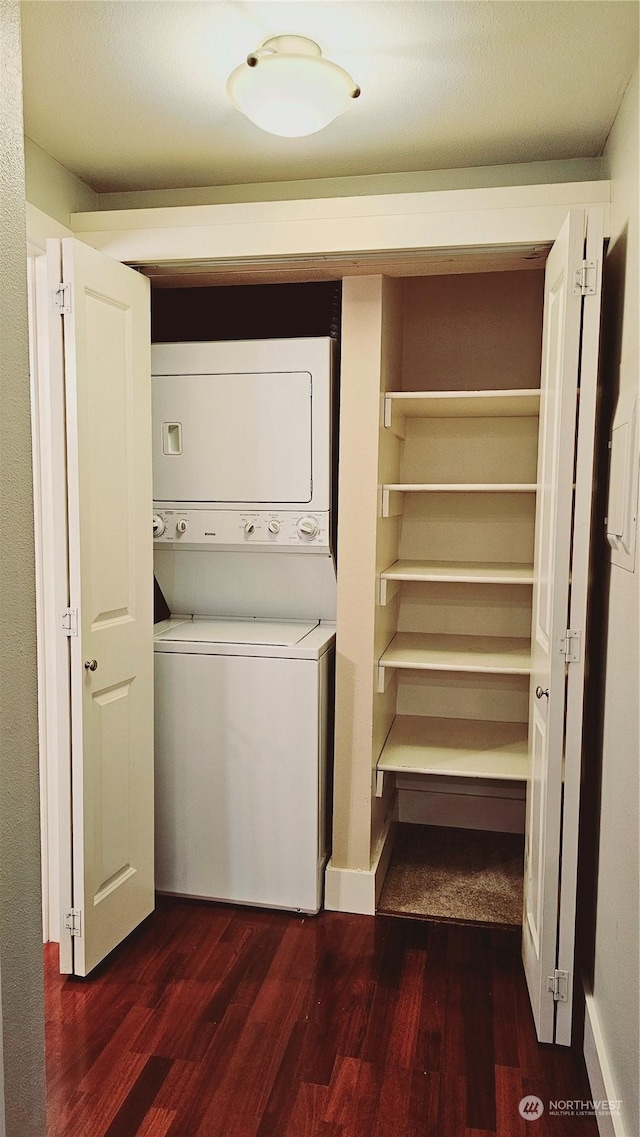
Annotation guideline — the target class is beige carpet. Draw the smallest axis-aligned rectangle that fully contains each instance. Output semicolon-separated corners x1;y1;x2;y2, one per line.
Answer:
377;823;524;927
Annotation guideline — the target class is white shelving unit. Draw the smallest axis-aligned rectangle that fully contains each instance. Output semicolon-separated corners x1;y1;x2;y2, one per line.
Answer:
383;388;541;437
375;382;539;801
381;484;536;516
378;560;533;606
380;389;540;515
383;483;536;491
377;716;528;782
377;632;531;691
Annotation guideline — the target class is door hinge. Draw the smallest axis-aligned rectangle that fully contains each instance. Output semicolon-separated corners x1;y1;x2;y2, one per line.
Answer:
573;259;598;296
55;282;72;314
64;909;82;938
61;607;78;637
559;628;581;663
547;969;569;1002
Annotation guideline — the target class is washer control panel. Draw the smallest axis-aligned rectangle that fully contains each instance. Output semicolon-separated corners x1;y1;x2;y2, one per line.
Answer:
153;509;330;552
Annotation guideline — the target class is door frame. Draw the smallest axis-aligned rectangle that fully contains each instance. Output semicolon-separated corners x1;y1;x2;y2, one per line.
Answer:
28;227;74;969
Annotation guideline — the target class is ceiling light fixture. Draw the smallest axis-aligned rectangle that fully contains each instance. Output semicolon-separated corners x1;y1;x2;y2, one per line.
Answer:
227;35;360;138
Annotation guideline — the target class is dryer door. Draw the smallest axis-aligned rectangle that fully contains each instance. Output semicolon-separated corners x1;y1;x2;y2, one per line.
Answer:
152;369;313;505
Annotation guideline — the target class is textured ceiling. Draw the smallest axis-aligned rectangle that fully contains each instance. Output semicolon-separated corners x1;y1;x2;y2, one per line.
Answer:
20;0;639;193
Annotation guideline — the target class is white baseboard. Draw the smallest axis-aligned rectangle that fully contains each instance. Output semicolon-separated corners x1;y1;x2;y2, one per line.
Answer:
325;809;396;915
583;989;627;1137
373;811;397;906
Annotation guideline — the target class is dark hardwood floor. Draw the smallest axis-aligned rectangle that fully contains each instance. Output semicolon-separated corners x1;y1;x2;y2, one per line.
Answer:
45;899;598;1136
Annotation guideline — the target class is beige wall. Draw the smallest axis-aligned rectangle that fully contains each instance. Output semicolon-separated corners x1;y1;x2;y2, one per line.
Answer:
0;4;46;1135
24;136;97;226
332;276;387;870
587;58;639;1136
400;271;544;391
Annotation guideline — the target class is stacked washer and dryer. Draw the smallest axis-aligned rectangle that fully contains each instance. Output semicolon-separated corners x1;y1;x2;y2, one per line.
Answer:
152;338;336;914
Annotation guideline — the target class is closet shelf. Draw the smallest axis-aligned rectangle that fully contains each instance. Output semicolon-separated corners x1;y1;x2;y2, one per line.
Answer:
381;559;534;585
383;389;541;437
385;483;537;492
378;559;534;605
377;632;531;690
376;715;529;781
381;484;537;516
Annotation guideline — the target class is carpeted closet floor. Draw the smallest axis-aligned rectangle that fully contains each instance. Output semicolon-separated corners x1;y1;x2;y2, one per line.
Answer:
377;823;524;927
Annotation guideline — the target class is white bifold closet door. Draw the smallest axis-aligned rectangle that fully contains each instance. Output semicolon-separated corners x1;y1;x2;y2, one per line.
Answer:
48;237;154;976
522;207;604;1045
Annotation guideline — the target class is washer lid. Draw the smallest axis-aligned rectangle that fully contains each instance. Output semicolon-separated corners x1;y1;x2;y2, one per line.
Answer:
154;617;320;647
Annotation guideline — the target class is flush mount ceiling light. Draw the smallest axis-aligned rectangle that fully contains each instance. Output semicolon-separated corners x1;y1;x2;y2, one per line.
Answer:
227;35;361;138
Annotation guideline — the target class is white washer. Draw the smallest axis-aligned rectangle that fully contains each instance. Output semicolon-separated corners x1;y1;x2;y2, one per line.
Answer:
154;617;335;914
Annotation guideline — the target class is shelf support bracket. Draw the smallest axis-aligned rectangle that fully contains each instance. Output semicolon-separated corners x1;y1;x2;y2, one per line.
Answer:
383;395;405;438
375;768;385;798
377;663;393;694
378;577;400;607
380;488;403;518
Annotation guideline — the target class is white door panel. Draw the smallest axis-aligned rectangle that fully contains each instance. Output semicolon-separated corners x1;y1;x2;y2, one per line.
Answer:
522;208;603;1042
53;237;154;976
554;207;606;1045
523;209;583;1041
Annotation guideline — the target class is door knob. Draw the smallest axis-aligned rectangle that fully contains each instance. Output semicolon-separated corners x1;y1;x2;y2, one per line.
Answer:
535;685;549;699
84;659;98;672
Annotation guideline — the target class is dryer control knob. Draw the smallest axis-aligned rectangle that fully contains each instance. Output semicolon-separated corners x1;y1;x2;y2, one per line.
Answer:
244;521;256;536
176;519;188;535
297;516;320;540
153;514;166;537
267;520;281;534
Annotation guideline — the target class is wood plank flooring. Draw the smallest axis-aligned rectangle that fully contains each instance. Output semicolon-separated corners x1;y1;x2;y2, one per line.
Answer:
45;898;598;1136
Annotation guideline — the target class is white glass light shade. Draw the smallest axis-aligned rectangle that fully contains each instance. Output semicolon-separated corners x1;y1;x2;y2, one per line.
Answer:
227;36;359;138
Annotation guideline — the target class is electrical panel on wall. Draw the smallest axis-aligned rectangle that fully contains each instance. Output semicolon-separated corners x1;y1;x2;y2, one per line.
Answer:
606;355;639;572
